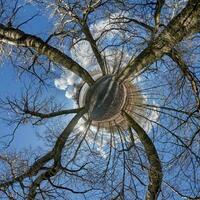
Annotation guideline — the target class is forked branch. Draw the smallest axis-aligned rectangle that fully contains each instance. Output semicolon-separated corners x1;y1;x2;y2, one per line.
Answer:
0;24;94;85
123;111;162;200
118;0;200;82
167;48;200;111
0;108;86;199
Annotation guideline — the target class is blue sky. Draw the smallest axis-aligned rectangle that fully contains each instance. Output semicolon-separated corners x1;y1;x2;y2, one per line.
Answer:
0;1;199;199
0;2;64;151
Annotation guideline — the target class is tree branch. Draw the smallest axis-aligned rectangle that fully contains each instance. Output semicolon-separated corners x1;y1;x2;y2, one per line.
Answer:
118;0;200;81
0;151;54;188
123;111;162;200
154;0;165;32
24;107;83;119
55;1;107;75
167;48;200;111
0;108;86;192
82;23;107;75
113;16;154;32
27;166;59;200
27;108;86;199
53;108;86;165
0;24;94;85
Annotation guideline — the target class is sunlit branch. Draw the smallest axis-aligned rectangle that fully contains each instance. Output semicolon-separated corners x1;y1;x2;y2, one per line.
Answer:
82;23;107;75
0;24;94;85
130;109;200;162
48;178;92;194
27;108;86;199
137;103;200;118
52;108;86;165
24;107;84;119
0;0;200;198
55;1;107;75
0;108;86;194
82;2;109;75
114;16;154;32
27;166;59;199
164;181;200;200
167;48;200;111
0;151;54;188
154;0;165;32
118;0;200;82
123;111;162;200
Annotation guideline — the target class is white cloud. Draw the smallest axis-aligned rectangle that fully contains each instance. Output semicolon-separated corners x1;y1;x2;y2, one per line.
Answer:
54;11;131;92
53;13;160;158
140;104;159;133
70;40;98;70
54;71;77;90
65;85;76;99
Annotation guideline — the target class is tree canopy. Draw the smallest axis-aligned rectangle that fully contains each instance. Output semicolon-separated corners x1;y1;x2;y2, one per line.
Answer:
0;0;199;199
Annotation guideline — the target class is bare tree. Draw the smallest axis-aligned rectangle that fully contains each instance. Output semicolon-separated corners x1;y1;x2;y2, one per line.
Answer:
0;0;200;199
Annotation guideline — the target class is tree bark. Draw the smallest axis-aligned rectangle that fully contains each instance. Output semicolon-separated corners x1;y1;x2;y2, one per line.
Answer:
24;107;83;119
82;23;107;75
167;48;200;111
0;24;94;85
118;0;200;82
124;112;162;200
0;108;86;192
